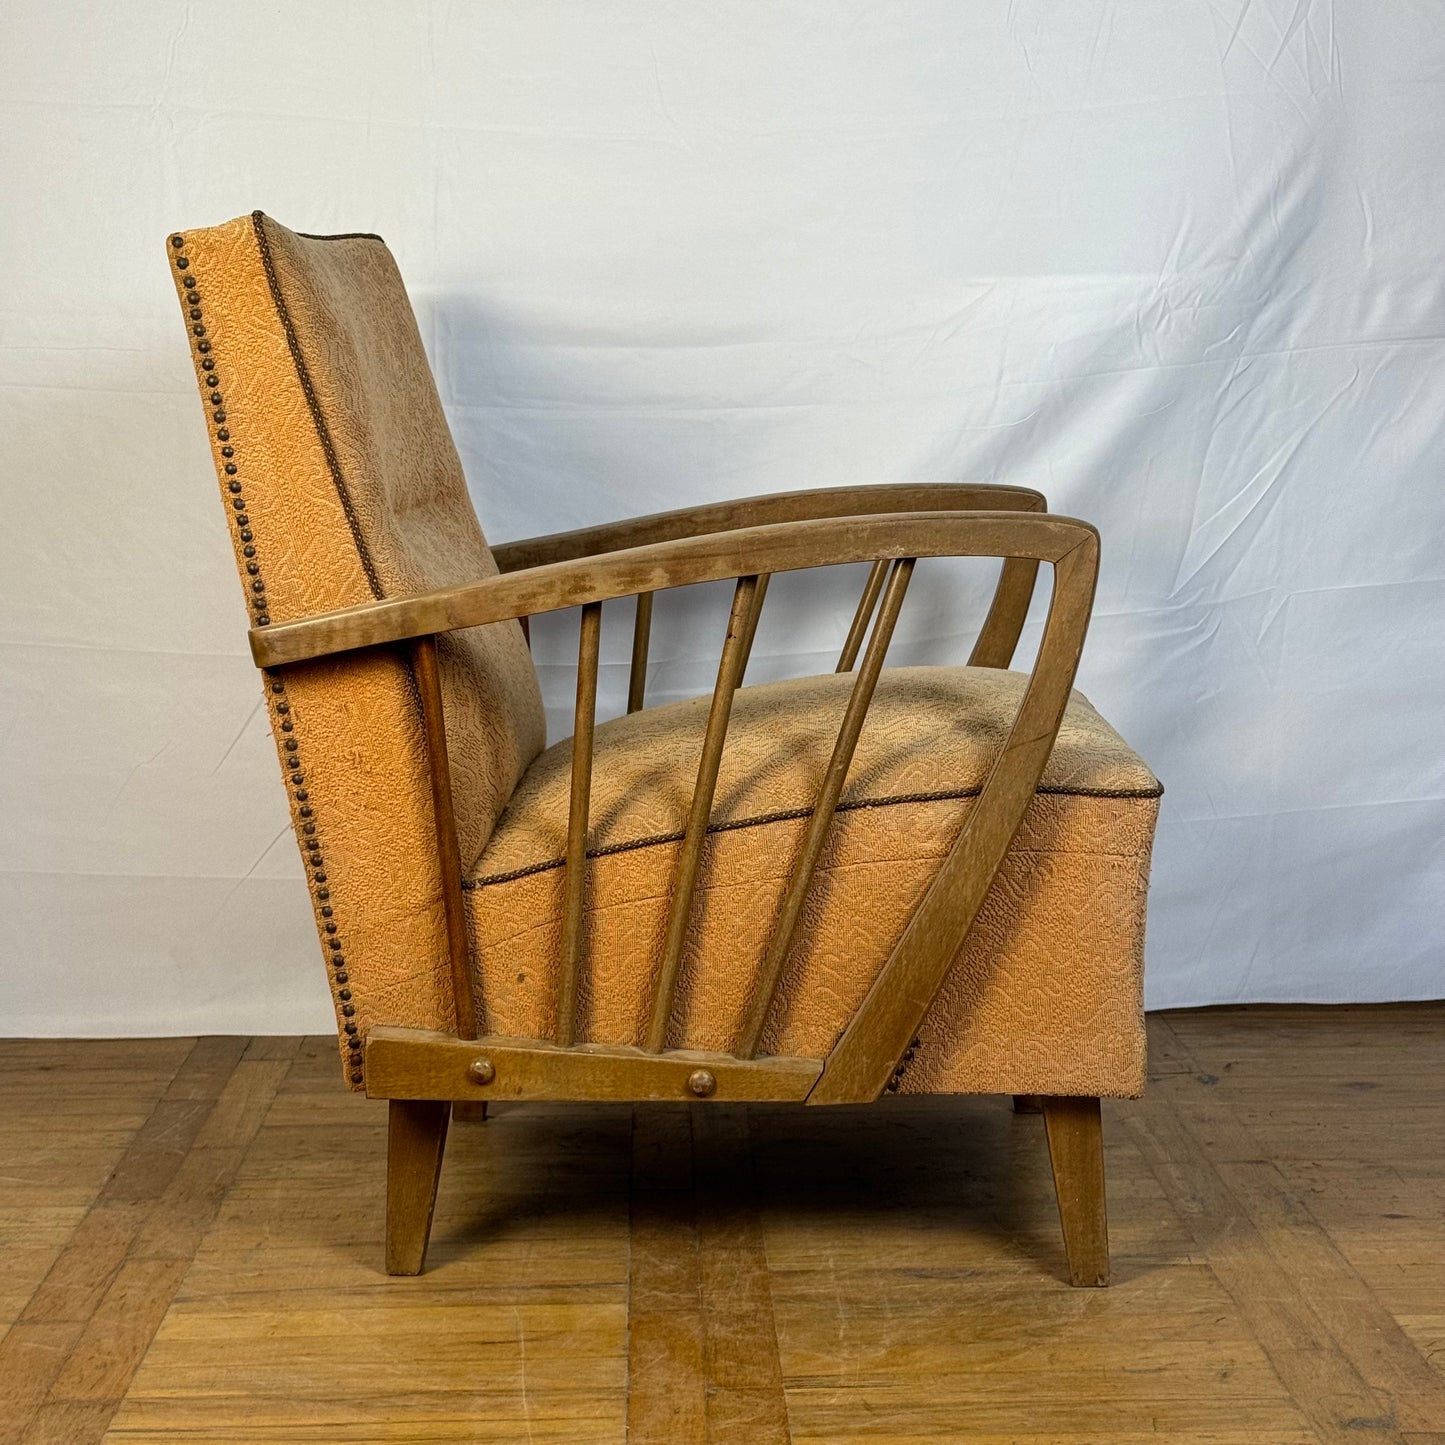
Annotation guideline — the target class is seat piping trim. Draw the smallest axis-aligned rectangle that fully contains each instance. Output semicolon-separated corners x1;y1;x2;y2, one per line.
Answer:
463;779;1164;889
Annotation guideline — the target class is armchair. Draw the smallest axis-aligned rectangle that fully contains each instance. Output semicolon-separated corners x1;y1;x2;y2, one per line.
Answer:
168;214;1161;1284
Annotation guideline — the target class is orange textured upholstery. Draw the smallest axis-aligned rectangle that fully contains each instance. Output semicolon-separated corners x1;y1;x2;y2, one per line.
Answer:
468;667;1160;1098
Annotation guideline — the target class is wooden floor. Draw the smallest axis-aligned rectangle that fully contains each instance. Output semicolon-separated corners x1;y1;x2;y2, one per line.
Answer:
0;1007;1441;1444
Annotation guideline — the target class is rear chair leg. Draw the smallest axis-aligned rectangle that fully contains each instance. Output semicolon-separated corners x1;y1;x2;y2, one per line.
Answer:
386;1099;450;1275
451;1101;489;1123
1012;1093;1043;1114
1041;1096;1110;1287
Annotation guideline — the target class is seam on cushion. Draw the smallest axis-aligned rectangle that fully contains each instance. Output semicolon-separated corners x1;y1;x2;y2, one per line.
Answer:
295;230;386;241
251;210;385;601
464;780;1162;889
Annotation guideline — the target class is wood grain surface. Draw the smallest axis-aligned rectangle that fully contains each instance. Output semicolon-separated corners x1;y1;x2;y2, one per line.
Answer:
0;1005;1441;1443
246;510;1090;667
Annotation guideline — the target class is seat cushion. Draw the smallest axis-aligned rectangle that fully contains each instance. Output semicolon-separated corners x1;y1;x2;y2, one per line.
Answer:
464;665;1162;1097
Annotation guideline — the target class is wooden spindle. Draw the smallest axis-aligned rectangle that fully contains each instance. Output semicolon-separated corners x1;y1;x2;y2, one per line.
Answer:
736;572;770;682
627;591;653;714
837;560;888;672
969;556;1039;668
737;559;915;1057
557;601;602;1046
410;634;479;1040
645;575;763;1052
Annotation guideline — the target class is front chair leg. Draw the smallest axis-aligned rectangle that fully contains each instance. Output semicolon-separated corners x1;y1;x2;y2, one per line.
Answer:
1041;1096;1110;1287
386;1099;450;1275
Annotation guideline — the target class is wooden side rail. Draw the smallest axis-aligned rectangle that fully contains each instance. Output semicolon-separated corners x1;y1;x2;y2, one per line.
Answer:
646;576;765;1051
626;592;653;713
836;559;890;672
556;601;602;1046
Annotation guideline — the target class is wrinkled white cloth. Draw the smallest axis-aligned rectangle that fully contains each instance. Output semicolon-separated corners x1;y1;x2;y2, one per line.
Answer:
1;1;1441;1033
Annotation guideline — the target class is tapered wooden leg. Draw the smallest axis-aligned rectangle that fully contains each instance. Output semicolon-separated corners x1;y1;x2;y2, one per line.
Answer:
1012;1093;1043;1114
1041;1096;1110;1287
386;1099;450;1276
451;1101;489;1123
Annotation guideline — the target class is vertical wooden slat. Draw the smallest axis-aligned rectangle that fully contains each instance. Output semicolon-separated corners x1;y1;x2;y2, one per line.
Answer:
736;572;770;682
968;556;1039;668
557;601;602;1047
737;559;914;1057
645;576;763;1053
627;591;653;714
410;635;479;1041
836;559;889;672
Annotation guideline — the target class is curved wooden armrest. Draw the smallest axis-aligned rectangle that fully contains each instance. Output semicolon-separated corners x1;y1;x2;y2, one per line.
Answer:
489;482;1044;572
249;509;1080;669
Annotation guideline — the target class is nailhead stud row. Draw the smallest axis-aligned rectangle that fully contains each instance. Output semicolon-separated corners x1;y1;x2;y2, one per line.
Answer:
172;234;363;1088
884;1034;924;1093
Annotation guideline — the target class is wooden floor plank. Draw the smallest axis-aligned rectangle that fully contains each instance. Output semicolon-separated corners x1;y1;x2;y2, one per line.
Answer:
108;1067;631;1443
0;1006;1436;1443
627;1106;705;1445
0;1039;294;1445
693;1108;790;1445
1148;1014;1445;1434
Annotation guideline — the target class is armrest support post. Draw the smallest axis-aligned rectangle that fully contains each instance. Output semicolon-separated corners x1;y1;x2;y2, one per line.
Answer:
808;533;1099;1103
968;556;1040;669
409;634;479;1041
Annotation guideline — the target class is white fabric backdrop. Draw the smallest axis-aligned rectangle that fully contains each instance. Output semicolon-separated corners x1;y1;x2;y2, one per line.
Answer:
2;1;1441;1036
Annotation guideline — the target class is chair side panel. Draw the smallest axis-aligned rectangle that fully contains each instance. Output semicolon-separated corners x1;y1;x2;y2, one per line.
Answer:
167;220;463;1086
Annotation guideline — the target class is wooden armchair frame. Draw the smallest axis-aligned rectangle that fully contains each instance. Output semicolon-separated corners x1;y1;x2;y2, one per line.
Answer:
249;483;1109;1283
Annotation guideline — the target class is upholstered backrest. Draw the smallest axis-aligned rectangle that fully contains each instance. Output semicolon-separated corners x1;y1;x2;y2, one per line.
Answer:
167;213;546;1087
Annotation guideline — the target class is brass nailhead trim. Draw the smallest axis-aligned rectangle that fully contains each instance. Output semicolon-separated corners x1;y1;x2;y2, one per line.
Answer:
886;1034;924;1093
174;232;362;1087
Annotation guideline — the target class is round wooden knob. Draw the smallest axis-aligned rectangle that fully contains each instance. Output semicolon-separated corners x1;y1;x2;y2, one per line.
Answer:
687;1069;717;1098
468;1057;495;1086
